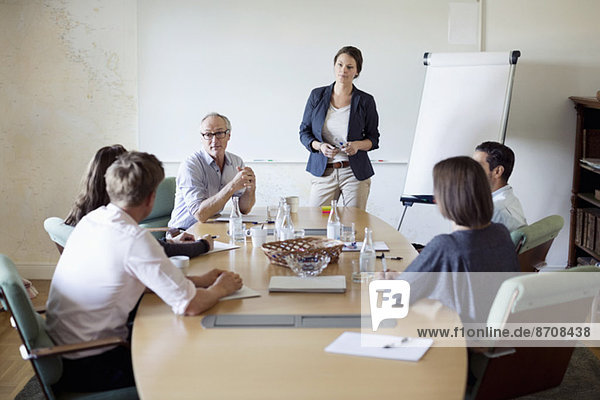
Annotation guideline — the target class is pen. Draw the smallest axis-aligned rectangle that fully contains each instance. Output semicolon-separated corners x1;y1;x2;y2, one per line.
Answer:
376;255;403;260
383;337;410;348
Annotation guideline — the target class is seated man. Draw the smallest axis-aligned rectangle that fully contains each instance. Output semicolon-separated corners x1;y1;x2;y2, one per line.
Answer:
46;151;242;393
169;112;256;228
473;141;527;232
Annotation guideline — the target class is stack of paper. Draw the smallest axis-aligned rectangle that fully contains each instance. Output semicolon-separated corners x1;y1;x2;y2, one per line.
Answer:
210;213;268;223
219;285;261;301
201;241;240;255
268;275;346;293
325;332;433;362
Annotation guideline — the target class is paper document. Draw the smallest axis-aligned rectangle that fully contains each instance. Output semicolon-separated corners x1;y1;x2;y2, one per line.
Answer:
219;285;261;301
210;212;269;223
266;228;326;236
325;332;433;362
269;275;346;293
342;241;389;252
201;241;240;255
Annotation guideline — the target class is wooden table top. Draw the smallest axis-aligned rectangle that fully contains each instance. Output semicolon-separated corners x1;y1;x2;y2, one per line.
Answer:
132;207;467;399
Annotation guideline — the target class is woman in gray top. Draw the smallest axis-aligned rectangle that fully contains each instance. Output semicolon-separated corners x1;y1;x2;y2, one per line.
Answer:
391;156;520;323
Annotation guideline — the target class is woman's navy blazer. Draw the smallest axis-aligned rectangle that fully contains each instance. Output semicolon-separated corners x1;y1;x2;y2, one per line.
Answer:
299;82;380;181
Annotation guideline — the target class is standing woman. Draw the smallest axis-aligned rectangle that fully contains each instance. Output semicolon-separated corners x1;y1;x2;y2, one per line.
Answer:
299;46;380;210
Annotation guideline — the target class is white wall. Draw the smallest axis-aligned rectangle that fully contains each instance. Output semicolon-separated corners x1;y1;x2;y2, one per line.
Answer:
484;0;600;265
2;0;600;278
138;0;477;163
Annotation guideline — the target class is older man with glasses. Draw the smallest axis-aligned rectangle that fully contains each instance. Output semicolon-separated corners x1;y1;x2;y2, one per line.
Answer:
169;112;256;228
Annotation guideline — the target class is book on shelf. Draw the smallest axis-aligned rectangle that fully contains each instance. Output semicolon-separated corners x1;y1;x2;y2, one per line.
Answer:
576;256;600;266
580;158;600;169
575;208;584;246
585;211;595;249
578;208;600;253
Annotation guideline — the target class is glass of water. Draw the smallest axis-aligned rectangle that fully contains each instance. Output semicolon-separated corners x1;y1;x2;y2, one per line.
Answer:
266;205;278;222
341;223;356;243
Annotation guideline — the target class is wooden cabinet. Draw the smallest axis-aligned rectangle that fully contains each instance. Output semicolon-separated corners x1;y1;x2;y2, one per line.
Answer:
568;96;600;266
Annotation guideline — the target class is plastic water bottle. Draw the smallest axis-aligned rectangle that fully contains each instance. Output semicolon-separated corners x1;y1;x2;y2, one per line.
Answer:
229;197;244;242
327;199;341;240
274;197;286;239
277;204;294;241
360;227;376;273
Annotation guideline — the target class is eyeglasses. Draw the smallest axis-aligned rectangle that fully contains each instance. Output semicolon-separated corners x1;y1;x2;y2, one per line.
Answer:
201;130;230;140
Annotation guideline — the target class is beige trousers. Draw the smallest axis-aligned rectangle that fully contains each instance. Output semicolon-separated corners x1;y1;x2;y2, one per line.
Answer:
308;167;371;210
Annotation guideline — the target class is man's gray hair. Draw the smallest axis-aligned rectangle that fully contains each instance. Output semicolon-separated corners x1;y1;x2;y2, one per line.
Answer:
200;112;232;131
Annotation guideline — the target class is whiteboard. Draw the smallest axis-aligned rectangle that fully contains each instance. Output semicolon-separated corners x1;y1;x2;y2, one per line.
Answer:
402;51;519;197
137;0;478;163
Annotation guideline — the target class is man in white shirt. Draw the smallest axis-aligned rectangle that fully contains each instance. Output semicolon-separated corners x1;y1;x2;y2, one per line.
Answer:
169;113;256;228
46;151;242;393
473;141;527;232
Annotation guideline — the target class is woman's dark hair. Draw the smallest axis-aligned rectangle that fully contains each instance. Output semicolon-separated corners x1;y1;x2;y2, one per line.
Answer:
433;156;493;228
334;46;363;78
65;145;127;226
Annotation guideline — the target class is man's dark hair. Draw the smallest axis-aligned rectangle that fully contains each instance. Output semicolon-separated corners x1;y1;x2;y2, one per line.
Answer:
475;141;515;183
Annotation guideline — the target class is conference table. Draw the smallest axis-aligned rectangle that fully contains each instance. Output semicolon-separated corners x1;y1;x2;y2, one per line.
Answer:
132;207;467;399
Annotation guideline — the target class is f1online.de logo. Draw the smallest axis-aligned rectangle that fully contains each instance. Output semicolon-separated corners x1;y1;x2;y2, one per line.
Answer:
369;280;411;331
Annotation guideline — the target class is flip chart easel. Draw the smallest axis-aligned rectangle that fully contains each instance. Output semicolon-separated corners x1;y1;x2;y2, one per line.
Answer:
398;50;520;231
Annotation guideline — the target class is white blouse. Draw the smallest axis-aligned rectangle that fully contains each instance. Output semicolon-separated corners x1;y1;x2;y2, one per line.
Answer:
321;103;350;162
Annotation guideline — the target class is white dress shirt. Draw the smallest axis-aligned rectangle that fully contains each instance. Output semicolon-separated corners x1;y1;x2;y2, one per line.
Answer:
492;185;527;232
46;204;196;358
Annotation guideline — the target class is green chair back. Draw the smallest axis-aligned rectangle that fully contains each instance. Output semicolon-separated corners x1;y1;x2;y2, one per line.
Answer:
487;266;599;324
510;215;564;253
0;254;63;399
44;217;75;254
0;254;139;399
469;266;600;400
139;177;176;238
510;215;564;272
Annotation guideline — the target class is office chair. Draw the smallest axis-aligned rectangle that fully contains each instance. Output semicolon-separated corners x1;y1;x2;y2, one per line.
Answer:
139;176;176;239
43;217;74;254
43;177;176;251
467;266;600;400
0;254;138;400
510;215;564;272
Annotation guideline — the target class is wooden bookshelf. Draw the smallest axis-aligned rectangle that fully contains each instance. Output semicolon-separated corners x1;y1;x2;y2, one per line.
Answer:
568;97;600;266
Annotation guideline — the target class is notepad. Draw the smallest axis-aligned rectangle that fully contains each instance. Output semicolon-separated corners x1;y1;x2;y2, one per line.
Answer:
342;241;389;252
268;275;346;293
201;241;240;255
219;285;260;301
325;332;433;362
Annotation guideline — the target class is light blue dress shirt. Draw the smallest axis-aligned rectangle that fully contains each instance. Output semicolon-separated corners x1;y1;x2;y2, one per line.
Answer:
168;148;245;229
